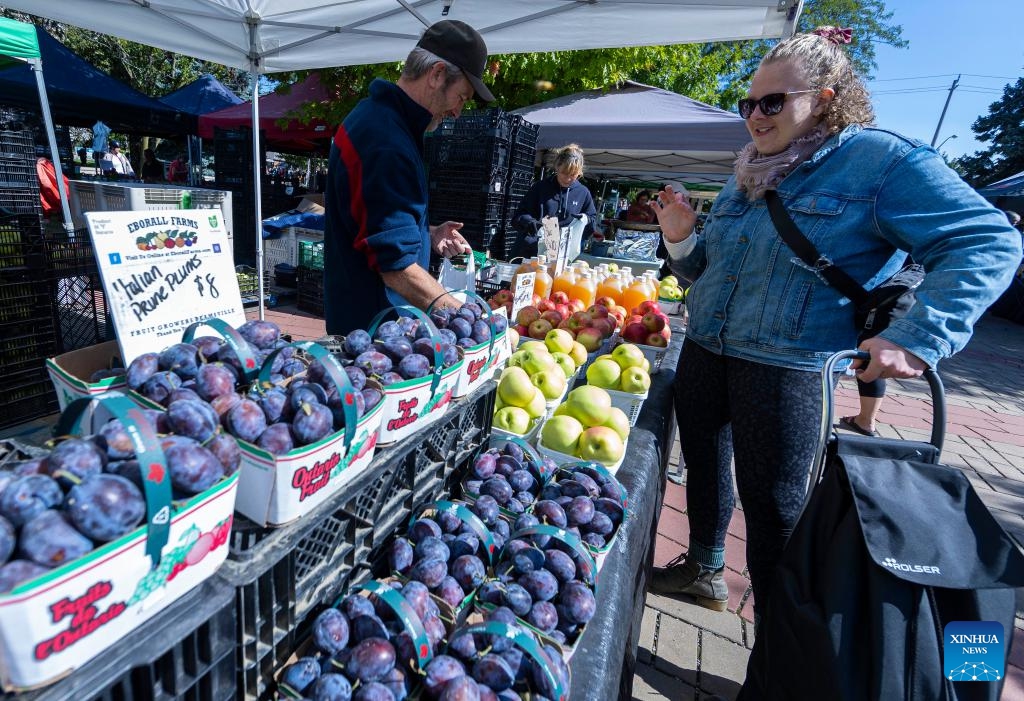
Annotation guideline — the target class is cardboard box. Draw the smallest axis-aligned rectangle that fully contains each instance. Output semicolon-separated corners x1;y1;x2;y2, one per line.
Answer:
0;395;239;691
45;341;128;411
377;360;462;445
232;393;385;526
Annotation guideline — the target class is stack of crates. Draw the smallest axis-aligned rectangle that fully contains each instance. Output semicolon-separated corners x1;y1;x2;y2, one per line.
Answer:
0;109;59;427
41;226;115;354
296;238;325;316
213;127;266;267
425;109;539;260
501;118;540;259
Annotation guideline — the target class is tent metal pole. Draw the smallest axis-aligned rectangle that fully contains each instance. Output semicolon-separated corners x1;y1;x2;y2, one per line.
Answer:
30;58;73;233
251;68;265;320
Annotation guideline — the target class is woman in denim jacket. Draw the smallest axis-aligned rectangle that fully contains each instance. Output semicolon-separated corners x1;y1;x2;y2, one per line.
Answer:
648;31;1022;620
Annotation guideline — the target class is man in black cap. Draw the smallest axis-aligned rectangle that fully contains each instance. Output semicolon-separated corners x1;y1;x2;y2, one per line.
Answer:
323;20;495;335
100;140;135;179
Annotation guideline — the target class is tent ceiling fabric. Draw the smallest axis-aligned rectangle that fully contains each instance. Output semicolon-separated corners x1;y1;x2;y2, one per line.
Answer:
3;0;801;72
514;81;751;183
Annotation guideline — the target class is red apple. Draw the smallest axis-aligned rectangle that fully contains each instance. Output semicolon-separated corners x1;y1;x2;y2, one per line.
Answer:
587;304;610;319
627;314;644;326
493;289;513;306
608;308;625;328
595;295;616;308
537;298;556;313
622;322;649;344
529;319;555;339
551;291;570;306
516;306;541;327
565;315;586;333
645;332;669;348
555;303;570;319
541;310;563;326
638;300;662;316
569;298;587;313
515;323;530;336
575;327;603;353
642;312;666;333
589;317;615;338
557;320;575;333
532;293;542;306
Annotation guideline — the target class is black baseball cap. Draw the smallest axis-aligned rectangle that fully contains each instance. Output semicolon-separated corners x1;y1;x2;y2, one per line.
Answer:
416;20;495;103
109;141;121;148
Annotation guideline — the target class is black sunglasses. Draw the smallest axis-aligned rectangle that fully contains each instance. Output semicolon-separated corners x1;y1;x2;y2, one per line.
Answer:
737;90;819;119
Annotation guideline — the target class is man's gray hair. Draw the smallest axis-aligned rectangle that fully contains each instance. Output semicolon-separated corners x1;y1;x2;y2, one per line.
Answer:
403;47;464;87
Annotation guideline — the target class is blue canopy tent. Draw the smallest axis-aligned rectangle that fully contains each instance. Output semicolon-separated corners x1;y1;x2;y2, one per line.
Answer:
977;170;1024;199
160;73;242;115
0;25;193;134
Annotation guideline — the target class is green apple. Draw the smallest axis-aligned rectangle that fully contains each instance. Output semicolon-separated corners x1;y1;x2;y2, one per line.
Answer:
520;341;549;355
551;352;576;379
551;402;570;417
662;275;678;285
494;406;531;435
508;350;527;368
541;414;584;454
524;386;547;419
494;393;506;411
569;342;589;367
576;426;625;464
641;357;651;374
520;349;557;376
498;367;535;408
564;385;613;427
601;406;631;441
612;343;646;370
544;328;575;355
619;366;651;394
586;358;621;390
531;369;567;401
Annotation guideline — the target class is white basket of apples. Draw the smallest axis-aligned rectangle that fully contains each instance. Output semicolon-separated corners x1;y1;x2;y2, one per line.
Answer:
536;386;629;474
618;301;672;373
657;275;685;316
583;343;652;426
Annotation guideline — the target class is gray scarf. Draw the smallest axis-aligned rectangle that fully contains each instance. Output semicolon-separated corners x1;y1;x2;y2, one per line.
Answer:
734;125;831;201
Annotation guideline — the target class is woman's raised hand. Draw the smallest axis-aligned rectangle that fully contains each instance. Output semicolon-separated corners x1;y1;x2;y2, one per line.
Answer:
650;185;697;243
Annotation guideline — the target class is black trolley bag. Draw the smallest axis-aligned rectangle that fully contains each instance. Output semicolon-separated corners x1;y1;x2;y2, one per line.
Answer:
739;350;1024;701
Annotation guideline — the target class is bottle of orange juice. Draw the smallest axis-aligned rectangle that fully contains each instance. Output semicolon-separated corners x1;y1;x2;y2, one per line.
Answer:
621;275;650;314
572;271;597;308
534;255;553;299
552;266;576;300
642;272;659;302
597;272;622;306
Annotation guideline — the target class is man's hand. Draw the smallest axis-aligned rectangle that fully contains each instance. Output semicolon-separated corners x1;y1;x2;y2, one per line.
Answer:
854;336;927;382
650;185;697;243
430;221;471;258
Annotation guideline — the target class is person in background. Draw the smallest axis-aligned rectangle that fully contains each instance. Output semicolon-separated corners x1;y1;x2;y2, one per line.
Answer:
140;148;164;183
100;141;134;179
510;143;597;258
1006;210;1022;234
647;29;1021;626
168;153;189;183
322;20;493;335
625;190;658;224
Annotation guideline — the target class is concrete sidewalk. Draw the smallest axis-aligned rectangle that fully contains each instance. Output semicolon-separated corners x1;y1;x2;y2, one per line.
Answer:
633;313;1024;700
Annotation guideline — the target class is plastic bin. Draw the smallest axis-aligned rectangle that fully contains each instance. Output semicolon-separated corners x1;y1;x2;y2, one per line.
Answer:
4;578;236;701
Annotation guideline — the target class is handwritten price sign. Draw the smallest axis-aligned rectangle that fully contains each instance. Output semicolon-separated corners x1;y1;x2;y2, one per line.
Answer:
510;272;536;321
85;209;246;365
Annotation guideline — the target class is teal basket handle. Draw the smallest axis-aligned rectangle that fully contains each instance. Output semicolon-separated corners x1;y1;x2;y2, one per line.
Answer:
55;392;172;568
356;580;434;667
510;524;597;588
415;500;498;564
182;317;260;383
448;622;567;701
257;341;357;449
428;288;497;360
367;305;445;395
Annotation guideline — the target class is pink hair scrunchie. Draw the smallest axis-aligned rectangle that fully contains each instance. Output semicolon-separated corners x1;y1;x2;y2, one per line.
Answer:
812;26;853;45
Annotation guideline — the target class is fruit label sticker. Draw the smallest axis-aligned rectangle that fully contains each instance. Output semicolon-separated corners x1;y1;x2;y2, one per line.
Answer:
510;272;535;321
84;209;246;366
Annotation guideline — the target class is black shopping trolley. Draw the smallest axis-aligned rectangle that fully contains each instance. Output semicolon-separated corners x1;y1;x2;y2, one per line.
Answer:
738;350;1024;701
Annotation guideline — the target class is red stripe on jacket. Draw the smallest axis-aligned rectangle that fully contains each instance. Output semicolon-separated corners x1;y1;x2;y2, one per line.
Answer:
334;126;378;272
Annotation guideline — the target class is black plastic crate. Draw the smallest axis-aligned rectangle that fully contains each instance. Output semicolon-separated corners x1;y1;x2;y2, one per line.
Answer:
432;108;520;142
429;166;506;196
0;128;37;160
6;577;236;701
297;265;324;317
0;184;41;216
0;322;58;376
0;157;37;187
0;367;58;429
425;135;512;172
0;276;51;327
40;228;97;278
0;107;38;131
48;273;114;354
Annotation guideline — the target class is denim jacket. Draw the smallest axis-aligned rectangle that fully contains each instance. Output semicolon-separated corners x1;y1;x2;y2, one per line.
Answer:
670;126;1022;370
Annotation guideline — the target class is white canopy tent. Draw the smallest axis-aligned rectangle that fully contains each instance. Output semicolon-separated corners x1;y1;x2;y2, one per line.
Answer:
514;81;751;185
6;0;802;314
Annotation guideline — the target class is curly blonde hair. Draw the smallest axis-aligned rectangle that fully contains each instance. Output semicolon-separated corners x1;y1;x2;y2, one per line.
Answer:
548;143;586;178
762;33;874;133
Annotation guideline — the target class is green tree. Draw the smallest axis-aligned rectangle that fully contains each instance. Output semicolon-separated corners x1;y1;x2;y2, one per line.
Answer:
952;77;1024;187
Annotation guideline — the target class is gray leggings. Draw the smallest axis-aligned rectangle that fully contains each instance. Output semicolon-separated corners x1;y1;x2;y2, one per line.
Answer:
673;340;822;616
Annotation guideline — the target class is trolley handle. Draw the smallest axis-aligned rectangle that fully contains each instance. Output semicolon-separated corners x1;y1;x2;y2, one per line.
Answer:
812;350;946;491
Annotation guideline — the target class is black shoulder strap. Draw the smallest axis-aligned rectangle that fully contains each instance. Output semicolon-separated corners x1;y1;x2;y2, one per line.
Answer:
764;190;869;306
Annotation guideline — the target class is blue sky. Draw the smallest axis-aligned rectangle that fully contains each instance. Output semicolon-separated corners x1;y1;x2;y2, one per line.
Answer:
867;0;1024;163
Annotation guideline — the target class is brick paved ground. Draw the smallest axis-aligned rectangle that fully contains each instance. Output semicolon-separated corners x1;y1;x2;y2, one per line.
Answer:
633;313;1024;700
